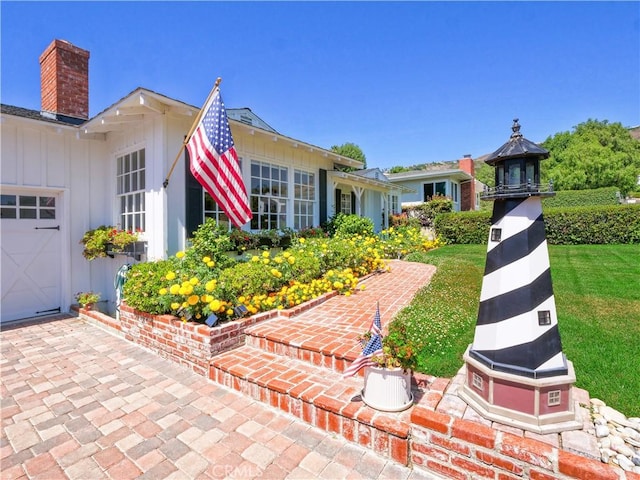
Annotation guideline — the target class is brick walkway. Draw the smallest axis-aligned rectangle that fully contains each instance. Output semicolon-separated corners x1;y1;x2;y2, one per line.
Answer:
0;300;441;480
1;259;607;479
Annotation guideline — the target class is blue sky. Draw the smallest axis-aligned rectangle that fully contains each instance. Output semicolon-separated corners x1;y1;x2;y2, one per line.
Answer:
2;1;639;170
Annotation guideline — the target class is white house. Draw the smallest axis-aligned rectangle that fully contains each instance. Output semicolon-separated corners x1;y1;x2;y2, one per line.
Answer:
385;155;482;212
0;39;406;324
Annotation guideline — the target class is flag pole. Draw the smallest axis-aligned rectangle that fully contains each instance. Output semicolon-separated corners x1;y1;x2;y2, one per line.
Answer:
163;77;222;189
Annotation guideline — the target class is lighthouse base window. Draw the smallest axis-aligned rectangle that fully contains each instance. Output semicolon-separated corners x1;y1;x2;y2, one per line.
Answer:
538;310;551;326
548;390;561;406
472;372;484;391
490;228;502;242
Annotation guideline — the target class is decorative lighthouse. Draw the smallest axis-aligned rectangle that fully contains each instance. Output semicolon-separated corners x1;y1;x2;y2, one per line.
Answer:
459;120;581;433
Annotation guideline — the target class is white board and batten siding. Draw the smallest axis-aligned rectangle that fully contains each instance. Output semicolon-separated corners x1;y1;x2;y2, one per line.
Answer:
0;115;107;323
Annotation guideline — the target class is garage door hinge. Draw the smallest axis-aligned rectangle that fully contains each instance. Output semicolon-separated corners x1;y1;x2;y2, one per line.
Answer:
34;226;60;230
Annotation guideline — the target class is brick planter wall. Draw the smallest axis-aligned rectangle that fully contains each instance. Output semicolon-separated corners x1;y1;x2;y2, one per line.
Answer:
80;292;337;378
409;406;634;480
114;304;278;376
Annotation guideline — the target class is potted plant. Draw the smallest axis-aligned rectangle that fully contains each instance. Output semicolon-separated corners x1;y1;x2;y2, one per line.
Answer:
344;303;415;412
75;291;100;309
80;225;140;260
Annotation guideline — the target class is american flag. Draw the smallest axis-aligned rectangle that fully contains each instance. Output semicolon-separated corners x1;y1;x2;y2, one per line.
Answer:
343;303;384;377
186;87;252;227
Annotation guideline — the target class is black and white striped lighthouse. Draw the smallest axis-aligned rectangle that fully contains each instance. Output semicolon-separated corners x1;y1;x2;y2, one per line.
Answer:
459;120;581;433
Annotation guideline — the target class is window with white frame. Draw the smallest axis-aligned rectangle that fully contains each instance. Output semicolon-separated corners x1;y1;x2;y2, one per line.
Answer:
204;194;231;229
390;195;399;214
250;160;288;230
0;194;56;219
294;169;315;230
452;183;459;203
423;181;446;201
116;148;145;232
340;192;352;214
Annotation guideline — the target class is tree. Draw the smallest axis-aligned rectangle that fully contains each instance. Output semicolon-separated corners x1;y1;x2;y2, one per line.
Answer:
541;119;640;195
388;165;411;174
331;142;367;169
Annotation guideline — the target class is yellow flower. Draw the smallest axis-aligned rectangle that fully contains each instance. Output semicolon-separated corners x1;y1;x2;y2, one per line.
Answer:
189;277;199;286
176;251;185;259
262;259;270;265
188;295;199;306
251;256;260;262
299;237;306;243
171;302;180;310
170;284;180;295
283;251;291;258
209;299;221;311
205;280;217;291
288;257;295;264
226;309;234;316
165;271;176;281
202;256;211;263
274;256;283;264
207;261;215;268
158;288;168;295
262;251;270;258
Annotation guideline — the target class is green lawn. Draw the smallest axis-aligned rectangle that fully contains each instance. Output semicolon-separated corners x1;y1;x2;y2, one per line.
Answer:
399;244;640;417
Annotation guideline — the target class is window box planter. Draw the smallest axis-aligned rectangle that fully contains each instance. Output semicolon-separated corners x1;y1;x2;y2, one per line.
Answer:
106;241;147;260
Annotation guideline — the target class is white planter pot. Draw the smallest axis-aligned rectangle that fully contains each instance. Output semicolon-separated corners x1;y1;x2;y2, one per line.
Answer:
362;366;413;412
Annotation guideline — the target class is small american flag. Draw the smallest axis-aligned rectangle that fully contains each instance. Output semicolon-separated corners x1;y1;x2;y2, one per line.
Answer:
343;303;384;377
186;87;252;227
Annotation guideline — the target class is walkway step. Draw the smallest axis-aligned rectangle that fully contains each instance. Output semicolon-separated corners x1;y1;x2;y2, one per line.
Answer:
244;317;363;374
209;344;414;464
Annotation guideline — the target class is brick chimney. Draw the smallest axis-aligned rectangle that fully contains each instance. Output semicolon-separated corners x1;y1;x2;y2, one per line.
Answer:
459;154;476;211
39;39;90;120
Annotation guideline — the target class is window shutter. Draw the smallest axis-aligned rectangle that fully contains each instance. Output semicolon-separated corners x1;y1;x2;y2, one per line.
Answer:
351;192;356;214
319;169;327;225
335;188;342;214
185;147;203;237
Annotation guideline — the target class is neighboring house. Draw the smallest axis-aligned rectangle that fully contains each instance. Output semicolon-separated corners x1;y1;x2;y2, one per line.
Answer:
385;155;482;211
0;39;405;324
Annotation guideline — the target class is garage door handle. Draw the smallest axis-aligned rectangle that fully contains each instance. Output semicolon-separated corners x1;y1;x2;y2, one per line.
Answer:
35;226;60;230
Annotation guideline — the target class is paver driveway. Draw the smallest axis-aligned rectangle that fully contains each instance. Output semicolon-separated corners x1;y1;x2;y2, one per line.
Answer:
1;315;438;479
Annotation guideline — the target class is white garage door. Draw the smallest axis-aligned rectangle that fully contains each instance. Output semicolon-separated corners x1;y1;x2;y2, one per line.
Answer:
1;192;62;323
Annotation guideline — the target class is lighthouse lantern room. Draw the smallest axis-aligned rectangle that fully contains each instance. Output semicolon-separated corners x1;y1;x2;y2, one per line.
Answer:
458;120;582;433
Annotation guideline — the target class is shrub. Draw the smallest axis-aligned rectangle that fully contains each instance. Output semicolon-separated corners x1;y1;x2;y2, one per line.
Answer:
403;195;453;228
434;211;491;244
229;228;259;253
379;226;443;259
295;226;328;239
326;213;374;238
545;204;640;244
541;186;620;208
123;259;177;315
435;204;640;245
189;218;235;269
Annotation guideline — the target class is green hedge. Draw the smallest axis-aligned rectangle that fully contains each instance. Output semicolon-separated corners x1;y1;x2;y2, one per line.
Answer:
541;187;620;208
435;204;640;245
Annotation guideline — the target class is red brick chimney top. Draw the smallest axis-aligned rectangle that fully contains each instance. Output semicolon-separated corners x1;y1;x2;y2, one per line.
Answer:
459;154;475;176
39;39;90;120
